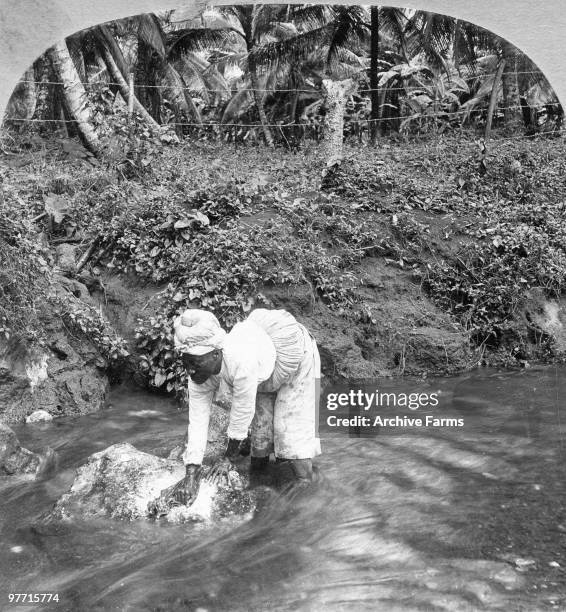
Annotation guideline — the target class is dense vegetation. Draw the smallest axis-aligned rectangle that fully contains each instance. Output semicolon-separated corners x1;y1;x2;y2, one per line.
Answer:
2;121;566;392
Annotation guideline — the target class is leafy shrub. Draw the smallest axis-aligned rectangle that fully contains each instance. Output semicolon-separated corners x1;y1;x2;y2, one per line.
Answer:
321;157;395;209
52;294;130;365
132;216;356;394
426;221;566;344
0;200;51;342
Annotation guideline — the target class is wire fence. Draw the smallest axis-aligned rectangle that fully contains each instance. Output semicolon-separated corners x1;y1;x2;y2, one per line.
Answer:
0;122;562;163
4;102;563;127
3;68;563;151
14;69;558;96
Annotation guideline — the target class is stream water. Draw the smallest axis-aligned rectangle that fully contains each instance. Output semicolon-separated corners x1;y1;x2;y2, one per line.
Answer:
1;366;565;611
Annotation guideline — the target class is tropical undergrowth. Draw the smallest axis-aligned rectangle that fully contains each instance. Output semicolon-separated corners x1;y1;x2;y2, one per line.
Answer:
71;163;390;392
2;128;566;391
425;151;566;352
0;195;51;346
322;136;566;358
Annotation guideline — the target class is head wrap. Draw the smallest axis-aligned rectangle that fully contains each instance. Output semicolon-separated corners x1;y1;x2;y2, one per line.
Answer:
173;309;226;355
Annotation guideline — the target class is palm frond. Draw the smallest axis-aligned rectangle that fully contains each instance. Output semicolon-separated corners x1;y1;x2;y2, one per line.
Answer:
137;13;167;59
108;16;137;38
249;25;331;72
66;35;87;81
94;25;131;79
158;61;201;122
287;5;335;32
378;7;409;50
269;22;299;41
211;51;248;75
326;6;369;66
406;11;453;72
221;87;254;123
168;27;242;59
173;53;229;104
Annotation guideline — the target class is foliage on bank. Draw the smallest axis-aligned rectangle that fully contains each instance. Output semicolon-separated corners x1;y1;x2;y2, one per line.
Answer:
1;130;566;392
324;138;566;357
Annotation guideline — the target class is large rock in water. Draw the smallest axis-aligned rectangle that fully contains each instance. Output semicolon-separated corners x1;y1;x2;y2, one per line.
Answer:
46;443;257;524
0;422;41;475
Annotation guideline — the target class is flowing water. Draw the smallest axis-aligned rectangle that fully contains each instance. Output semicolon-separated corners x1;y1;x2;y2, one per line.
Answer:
1;366;565;611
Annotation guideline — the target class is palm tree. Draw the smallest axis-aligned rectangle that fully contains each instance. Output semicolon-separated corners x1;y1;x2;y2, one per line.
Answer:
93;23;159;128
500;38;522;130
213;4;301;146
154;12;234;124
135;14;166;121
369;6;379;143
170;5;369;145
405;11;530;133
48;40;101;153
171;4;293;145
4;68;36;126
368;7;408;142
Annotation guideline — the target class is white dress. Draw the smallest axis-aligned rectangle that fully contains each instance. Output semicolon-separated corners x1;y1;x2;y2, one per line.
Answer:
182;309;321;465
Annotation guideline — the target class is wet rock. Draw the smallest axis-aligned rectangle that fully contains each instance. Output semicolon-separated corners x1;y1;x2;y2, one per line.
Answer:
0;332;109;424
0;422;40;475
25;410;53;423
33;363;108;419
46;442;258;524
147;467;254;523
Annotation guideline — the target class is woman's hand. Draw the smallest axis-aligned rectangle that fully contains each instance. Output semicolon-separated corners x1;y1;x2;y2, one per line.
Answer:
207;456;233;485
172;464;202;505
207;437;245;485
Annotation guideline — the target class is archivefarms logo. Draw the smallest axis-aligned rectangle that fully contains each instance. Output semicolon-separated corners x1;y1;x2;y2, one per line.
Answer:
318;381;463;437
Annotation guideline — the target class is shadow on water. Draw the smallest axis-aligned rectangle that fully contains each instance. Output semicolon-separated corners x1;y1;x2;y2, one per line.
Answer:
1;369;565;611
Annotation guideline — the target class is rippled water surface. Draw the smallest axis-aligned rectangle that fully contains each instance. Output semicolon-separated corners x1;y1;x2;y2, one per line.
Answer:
1;367;565;611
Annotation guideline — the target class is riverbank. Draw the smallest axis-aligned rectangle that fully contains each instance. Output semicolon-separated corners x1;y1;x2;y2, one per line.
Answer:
1;131;566;421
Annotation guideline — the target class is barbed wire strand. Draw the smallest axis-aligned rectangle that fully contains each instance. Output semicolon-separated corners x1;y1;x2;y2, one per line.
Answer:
0;127;561;160
15;69;557;97
5;102;564;128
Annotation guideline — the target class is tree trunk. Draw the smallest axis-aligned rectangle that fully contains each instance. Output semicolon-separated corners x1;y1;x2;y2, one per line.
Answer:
5;67;37;124
95;27;159;129
453;20;462;74
501;39;523;131
289;89;301;143
98;41;159;129
321;78;356;165
135;37;161;121
485;59;506;142
290;90;299;125
248;55;274;147
370;6;379;144
48;40;100;154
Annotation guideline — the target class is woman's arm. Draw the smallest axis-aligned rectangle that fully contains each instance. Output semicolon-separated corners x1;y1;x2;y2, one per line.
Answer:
182;378;215;466
227;362;259;441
